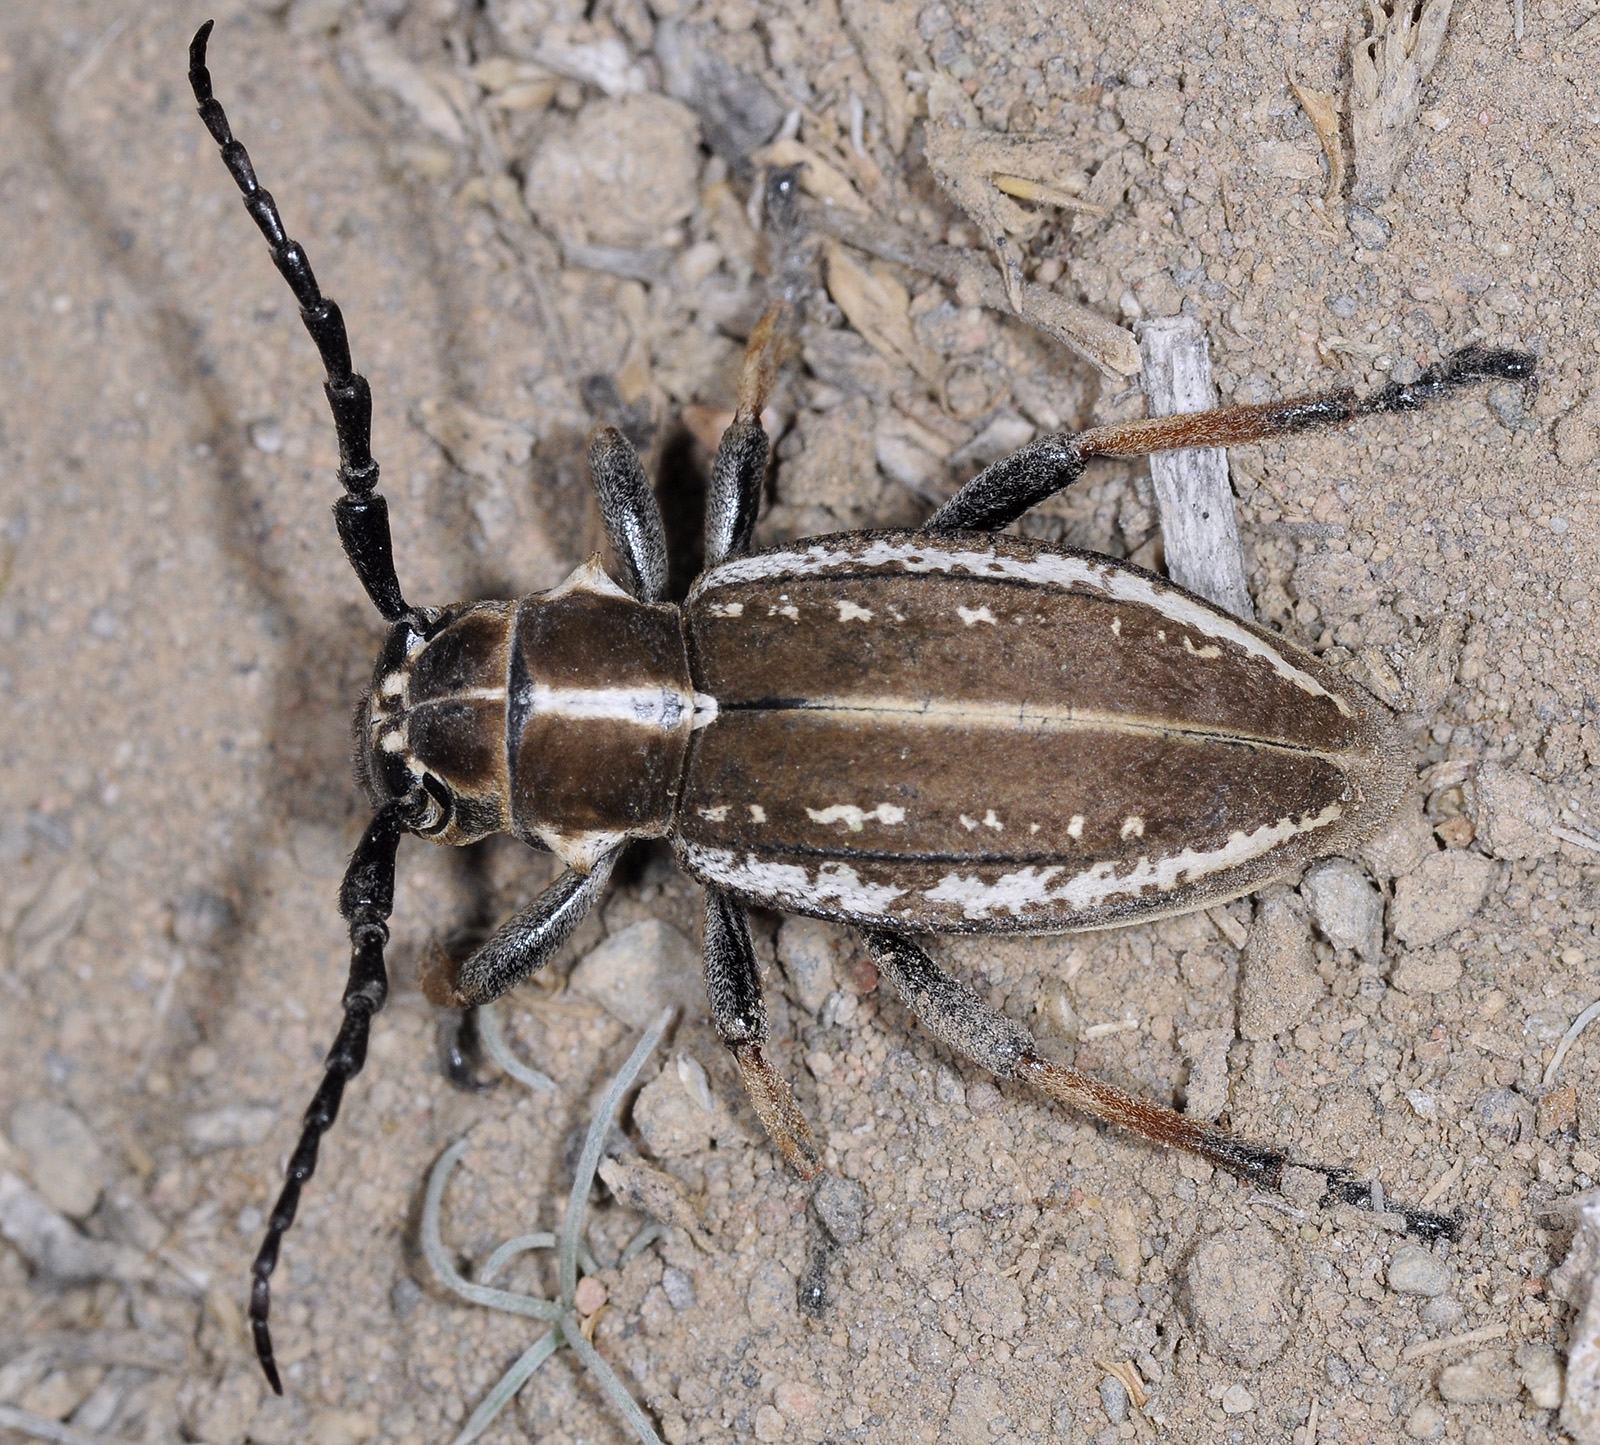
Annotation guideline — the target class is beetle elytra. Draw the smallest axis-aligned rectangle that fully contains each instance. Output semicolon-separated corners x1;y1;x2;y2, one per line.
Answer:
188;21;1534;1394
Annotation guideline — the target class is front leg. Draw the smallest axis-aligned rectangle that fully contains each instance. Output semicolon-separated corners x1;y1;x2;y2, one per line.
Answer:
427;849;620;1007
704;887;820;1177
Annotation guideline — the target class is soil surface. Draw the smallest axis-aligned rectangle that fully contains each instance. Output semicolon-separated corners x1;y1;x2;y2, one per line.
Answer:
1;2;1597;1444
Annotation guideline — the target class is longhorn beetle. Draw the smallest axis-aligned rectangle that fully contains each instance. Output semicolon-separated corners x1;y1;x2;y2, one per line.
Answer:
188;21;1534;1393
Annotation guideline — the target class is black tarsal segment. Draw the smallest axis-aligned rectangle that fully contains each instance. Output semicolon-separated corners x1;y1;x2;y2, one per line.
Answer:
249;806;403;1395
188;22;408;622
1355;344;1536;420
927;433;1086;533
1318;1170;1460;1243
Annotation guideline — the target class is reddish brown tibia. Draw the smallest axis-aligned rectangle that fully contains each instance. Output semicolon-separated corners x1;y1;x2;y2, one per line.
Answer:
1016;1056;1285;1187
734;301;791;425
1076;392;1357;458
732;1041;821;1178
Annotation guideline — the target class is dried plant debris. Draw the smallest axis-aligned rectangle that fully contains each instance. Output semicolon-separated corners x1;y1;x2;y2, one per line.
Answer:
923;126;1102;312
1288;75;1346;205
1351;0;1456;212
1554;1192;1600;1441
422;1009;673;1445
813;207;1139;378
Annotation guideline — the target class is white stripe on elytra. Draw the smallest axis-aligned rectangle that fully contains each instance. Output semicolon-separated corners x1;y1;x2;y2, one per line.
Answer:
920;804;1343;921
680;844;907;916
520;684;692;732
697;539;1349;714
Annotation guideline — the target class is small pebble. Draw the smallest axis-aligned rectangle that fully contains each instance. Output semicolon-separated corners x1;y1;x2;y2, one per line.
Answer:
1404;1402;1445;1439
8;1099;106;1218
661;1265;696;1311
249;418;285;453
1239;892;1321;1040
813;1175;866;1246
1098;1374;1129;1424
1518;1342;1563;1409
1220;1384;1255;1414
1300;858;1383;959
1473;763;1558;860
935;1065;965;1106
753;1404;787;1442
1438;1351;1520;1404
574;1275;607;1315
1346;204;1391;248
1390;851;1492;949
1387;1244;1453;1297
1419;1295;1465;1330
569;920;703;1029
776;916;842;1013
746;1259;794;1327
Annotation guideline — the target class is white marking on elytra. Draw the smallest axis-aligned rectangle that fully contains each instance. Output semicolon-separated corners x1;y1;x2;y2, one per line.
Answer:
768;603;801;620
698;538;1352;712
1183;636;1221;659
983;810;1003;830
380;729;406;752
692;693;720;729
379;672;406;698
1111;615;1122;636
708;601;744;617
1029;822;1041;834
748;805;766;822
699;805;730;822
682;845;907;915
806;803;906;831
536;825;627;873
1067;815;1084;838
921;804;1344;920
959;815;978;831
1121;815;1145;839
836;599;874;622
957;605;997;626
523;684;691;732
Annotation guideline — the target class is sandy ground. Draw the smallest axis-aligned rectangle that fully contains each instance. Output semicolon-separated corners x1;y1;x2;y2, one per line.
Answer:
1;1;1597;1443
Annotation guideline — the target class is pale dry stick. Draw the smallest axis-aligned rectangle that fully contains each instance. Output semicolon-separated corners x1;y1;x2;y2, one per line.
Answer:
1542;999;1600;1089
1138;317;1255;622
1400;1321;1509;1363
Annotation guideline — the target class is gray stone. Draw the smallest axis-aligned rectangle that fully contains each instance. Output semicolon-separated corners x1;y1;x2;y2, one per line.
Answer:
1301;858;1384;959
1347;204;1391;249
1185;1222;1293;1366
1518;1341;1563;1410
1098;1374;1129;1424
1557;1193;1600;1441
746;1259;795;1327
776;916;843;1014
654;20;785;163
1474;1087;1535;1143
661;1265;696;1310
1386;1243;1452;1297
1404;1403;1445;1439
1419;1295;1465;1330
569;920;703;1029
1390;850;1492;948
1220;1384;1255;1414
1239;893;1322;1040
813;1175;866;1246
8;1099;106;1218
1177;1028;1231;1122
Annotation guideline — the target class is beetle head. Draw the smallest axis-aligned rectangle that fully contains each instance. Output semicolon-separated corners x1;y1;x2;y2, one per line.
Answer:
355;603;513;845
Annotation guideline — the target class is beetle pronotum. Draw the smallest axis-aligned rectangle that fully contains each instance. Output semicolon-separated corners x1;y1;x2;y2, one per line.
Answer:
187;22;1534;1393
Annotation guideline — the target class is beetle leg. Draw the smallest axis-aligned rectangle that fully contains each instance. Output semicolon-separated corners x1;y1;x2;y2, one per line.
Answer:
188;23;408;623
704;887;820;1177
926;344;1533;534
251;806;403;1394
588;428;669;604
705;302;789;567
430;848;622;1008
858;928;1457;1241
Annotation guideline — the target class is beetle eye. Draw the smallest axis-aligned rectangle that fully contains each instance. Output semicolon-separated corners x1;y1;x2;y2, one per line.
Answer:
412;774;454;836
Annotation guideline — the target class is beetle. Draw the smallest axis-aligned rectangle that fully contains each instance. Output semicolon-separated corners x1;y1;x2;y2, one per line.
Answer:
187;22;1534;1394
